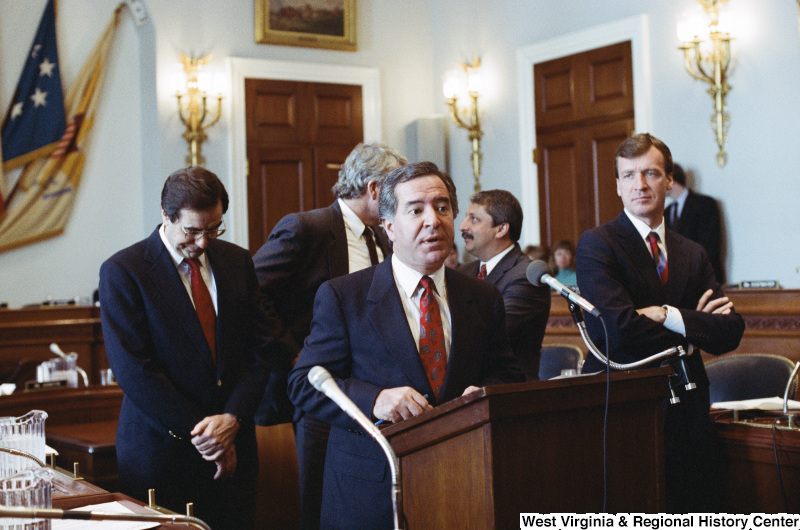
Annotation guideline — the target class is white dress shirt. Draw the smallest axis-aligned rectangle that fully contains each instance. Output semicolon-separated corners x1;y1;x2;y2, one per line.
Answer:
339;198;384;273
159;223;218;312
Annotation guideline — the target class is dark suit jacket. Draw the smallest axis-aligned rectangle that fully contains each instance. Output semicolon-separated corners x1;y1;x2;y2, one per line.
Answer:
576;212;743;512
252;200;391;424
287;258;524;528
667;190;724;283
459;245;551;379
99;227;290;526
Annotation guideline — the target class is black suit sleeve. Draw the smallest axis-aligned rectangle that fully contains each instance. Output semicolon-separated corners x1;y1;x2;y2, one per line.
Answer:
99;257;207;436
287;281;384;428
576;229;685;359
252;214;310;355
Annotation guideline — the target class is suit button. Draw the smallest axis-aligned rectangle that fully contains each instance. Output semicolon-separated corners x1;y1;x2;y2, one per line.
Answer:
217;380;222;386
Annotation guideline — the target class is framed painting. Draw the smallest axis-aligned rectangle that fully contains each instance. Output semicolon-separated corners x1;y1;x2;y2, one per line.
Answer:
255;0;356;51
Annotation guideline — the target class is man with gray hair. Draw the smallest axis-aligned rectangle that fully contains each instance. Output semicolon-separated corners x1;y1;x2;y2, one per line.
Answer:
252;142;406;529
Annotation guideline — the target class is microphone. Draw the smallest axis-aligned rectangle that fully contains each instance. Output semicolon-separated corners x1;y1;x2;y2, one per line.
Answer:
308;366;404;530
526;260;601;317
308;366;382;440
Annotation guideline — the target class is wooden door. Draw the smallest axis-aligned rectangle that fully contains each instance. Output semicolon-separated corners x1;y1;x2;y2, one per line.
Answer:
534;41;633;247
245;79;363;253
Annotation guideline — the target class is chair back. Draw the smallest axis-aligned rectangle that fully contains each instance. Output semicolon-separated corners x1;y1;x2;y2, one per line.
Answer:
539;344;584;380
705;353;799;404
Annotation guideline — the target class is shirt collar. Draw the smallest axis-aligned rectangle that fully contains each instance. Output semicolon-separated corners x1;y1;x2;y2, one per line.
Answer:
623;208;666;244
391;254;446;298
338;198;367;237
159;223;210;269
481;243;515;276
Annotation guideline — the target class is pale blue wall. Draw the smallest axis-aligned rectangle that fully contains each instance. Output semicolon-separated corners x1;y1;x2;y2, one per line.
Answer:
0;0;798;306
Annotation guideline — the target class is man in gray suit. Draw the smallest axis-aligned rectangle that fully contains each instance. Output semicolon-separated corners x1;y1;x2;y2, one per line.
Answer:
252;142;406;529
459;189;551;379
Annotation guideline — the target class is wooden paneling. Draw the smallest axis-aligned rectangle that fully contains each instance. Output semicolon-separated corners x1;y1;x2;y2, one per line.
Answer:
310;82;362;145
534;41;634;248
537;118;633;245
535;41;632;132
0;305;105;387
544;289;800;364
715;415;800;512
246;147;314;252
385;369;669;525
245;79;363;254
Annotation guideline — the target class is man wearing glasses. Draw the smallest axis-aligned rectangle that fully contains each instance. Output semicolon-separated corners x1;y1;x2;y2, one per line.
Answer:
99;166;293;529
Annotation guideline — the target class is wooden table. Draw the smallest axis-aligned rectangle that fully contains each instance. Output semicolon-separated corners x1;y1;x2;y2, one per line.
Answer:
46;419;119;492
714;410;800;512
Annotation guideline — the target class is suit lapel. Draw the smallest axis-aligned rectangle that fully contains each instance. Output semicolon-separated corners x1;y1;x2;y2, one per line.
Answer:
485;245;520;286
365;260;432;396
664;230;690;305
441;269;477;399
204;243;229;374
613;213;664;296
143;228;216;373
327;201;349;278
373;225;392;259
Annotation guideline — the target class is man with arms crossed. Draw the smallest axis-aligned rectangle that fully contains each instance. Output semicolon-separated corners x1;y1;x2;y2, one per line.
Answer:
576;133;744;512
288;162;524;528
459;189;551;380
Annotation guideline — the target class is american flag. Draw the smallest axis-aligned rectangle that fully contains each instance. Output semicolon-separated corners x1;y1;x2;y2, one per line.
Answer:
1;0;66;172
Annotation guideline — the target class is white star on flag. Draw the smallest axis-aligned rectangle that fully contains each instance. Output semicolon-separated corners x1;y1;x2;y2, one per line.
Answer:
10;102;24;120
39;57;55;77
31;44;42;59
30;88;47;107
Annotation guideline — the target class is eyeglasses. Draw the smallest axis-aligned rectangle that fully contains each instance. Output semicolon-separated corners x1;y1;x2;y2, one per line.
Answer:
180;219;226;240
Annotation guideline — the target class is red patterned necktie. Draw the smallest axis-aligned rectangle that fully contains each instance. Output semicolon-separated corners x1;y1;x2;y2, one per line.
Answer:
647;232;668;285
186;258;216;362
418;276;447;400
477;263;487;280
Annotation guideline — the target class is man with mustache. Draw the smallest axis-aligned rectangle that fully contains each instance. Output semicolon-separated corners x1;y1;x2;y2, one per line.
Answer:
459;189;551;379
576;133;744;512
288;161;524;528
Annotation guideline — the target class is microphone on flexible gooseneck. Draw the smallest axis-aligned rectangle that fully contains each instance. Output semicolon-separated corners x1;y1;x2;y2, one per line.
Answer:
525;260;601;318
308;366;404;530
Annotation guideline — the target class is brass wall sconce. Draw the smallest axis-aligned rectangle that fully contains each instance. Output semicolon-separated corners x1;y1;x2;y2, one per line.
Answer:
176;53;222;167
443;57;484;193
678;0;733;167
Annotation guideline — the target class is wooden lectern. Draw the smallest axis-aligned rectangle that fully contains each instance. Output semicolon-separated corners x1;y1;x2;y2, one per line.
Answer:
383;367;672;528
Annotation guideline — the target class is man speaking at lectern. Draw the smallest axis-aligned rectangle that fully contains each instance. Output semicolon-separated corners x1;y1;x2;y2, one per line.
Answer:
288;162;524;528
576;133;744;512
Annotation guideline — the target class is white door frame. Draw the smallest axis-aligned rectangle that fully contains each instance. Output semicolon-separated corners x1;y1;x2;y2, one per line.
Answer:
515;15;652;244
227;58;382;248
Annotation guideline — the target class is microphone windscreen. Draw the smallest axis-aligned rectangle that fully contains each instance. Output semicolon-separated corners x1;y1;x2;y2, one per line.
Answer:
526;260;551;286
308;365;331;392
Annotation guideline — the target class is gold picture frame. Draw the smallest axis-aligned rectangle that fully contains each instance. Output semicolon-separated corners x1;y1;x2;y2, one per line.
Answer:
255;0;356;51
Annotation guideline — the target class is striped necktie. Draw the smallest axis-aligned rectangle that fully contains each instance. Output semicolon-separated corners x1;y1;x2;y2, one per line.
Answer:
647;232;668;285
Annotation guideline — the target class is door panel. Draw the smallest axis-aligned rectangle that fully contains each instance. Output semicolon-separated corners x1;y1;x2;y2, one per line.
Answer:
587;119;635;227
313;145;352;209
534;40;634;247
537;129;585;247
245;79;363;254
310;83;363;145
246;147;313;252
